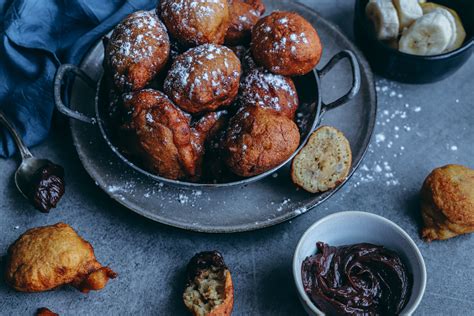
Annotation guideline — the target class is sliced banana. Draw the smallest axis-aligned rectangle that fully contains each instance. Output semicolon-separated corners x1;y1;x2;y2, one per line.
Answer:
425;8;456;50
399;11;454;56
421;2;466;52
418;0;426;3
393;0;423;30
366;0;400;40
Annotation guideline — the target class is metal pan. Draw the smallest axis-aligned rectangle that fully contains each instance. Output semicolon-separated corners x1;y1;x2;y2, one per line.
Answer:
59;0;376;233
54;50;360;188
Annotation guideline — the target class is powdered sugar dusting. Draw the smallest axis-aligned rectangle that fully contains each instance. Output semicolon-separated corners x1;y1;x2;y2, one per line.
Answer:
351;79;425;189
276;198;291;212
239;68;298;113
161;0;227;38
254;15;310;62
164;44;240;102
107;10;169;90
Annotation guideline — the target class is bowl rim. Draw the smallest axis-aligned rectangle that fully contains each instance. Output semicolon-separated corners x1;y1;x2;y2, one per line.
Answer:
292;211;427;315
355;0;474;60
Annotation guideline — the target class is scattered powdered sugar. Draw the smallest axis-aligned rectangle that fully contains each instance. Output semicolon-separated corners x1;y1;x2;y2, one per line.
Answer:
276;198;291;212
108;185;125;193
234;11;259;32
239;68;298;113
270;31;308;55
100;162;310;223
351;79;426;189
105;171;216;209
373;164;382;173
178;194;189;204
145;113;154;123
375;133;385;143
107;182;139;201
294;206;308;215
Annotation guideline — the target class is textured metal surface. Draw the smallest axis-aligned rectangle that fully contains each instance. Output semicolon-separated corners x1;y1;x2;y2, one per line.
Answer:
66;0;376;232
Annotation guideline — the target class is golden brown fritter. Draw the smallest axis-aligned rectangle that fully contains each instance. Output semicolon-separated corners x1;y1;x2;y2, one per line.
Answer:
183;251;234;316
36;308;58;316
105;10;170;92
120;89;195;180
421;164;474;241
164;44;241;114
291;126;352;193
120;89;228;181
224;106;300;177
244;0;265;15
159;0;230;47
5;223;116;293
239;68;299;119
225;0;262;46
251;11;322;76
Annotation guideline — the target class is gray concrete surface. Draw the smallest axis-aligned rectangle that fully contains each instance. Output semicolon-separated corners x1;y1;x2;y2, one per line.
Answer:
1;0;473;315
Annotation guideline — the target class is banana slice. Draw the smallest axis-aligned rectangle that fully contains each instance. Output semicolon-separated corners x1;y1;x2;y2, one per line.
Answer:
366;0;400;40
424;8;456;50
393;0;423;30
421;2;466;52
418;0;426;3
399;11;454;56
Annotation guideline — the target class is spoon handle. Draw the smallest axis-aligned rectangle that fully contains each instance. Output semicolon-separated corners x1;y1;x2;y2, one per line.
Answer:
0;110;33;160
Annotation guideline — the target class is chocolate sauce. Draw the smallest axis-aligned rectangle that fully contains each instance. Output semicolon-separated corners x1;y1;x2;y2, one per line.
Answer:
186;251;227;281
302;242;412;316
27;162;65;213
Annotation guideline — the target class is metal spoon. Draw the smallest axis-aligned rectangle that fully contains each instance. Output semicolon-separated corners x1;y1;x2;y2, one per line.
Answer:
0;110;55;200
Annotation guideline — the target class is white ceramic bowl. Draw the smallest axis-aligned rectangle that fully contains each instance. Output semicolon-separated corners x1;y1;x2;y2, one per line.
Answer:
293;211;427;315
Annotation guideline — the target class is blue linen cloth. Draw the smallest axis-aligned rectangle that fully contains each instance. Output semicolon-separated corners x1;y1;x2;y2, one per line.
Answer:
0;0;155;157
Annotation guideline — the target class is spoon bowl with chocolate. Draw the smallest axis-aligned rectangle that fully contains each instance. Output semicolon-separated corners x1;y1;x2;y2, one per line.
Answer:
0;111;65;212
293;211;426;315
15;157;65;213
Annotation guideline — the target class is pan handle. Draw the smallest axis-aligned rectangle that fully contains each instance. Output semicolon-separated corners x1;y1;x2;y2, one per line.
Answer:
53;64;97;124
317;50;361;112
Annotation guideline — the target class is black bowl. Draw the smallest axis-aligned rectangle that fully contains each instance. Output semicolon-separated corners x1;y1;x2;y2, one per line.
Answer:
354;0;473;83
